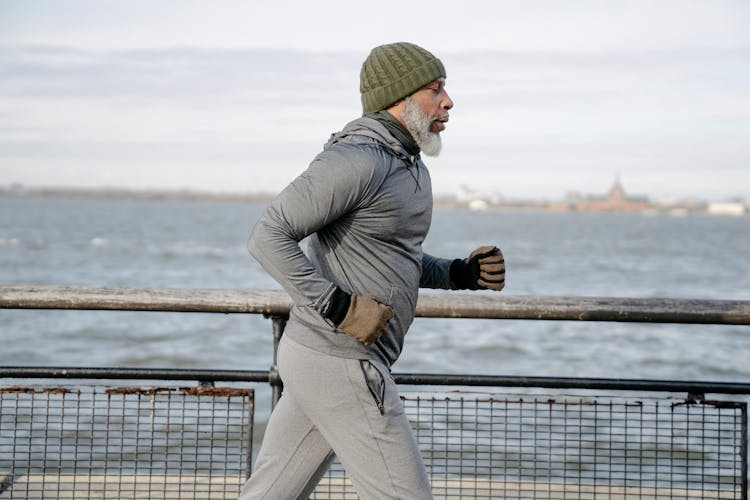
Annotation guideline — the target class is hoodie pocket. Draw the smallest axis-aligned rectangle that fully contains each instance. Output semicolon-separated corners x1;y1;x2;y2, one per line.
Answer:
359;359;385;416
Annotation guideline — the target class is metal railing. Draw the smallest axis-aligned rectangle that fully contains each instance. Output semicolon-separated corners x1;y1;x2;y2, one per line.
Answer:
1;285;750;499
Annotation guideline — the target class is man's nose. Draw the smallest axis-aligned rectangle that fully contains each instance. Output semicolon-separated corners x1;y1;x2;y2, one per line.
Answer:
442;91;454;110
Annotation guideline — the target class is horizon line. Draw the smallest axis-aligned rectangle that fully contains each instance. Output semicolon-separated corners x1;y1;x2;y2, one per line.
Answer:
1;182;747;204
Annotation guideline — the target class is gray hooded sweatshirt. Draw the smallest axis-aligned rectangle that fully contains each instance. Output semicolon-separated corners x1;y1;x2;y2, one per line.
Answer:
248;116;455;368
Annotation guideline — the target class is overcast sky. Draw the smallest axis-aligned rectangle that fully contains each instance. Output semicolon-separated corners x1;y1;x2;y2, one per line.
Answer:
1;0;749;200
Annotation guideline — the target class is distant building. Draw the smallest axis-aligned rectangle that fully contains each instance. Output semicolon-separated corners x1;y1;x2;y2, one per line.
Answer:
707;202;746;216
574;177;651;212
456;184;502;208
468;199;490;211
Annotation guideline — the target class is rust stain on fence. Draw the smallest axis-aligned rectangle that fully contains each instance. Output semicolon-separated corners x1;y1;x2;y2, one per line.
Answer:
104;385;253;398
0;386;75;395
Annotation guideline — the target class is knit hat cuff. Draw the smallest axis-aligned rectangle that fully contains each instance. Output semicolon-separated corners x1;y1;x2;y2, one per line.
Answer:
361;57;446;114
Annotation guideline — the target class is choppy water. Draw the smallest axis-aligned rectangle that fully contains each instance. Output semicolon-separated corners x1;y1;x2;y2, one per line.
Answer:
1;196;748;385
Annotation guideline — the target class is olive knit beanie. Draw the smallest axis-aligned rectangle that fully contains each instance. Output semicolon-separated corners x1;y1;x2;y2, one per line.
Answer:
360;42;446;114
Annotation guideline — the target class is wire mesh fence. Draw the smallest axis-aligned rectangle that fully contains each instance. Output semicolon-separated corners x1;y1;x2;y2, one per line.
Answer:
1;382;746;499
0;384;254;499
311;390;747;499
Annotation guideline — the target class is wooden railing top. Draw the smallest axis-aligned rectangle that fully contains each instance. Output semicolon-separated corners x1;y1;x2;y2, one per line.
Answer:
1;285;749;325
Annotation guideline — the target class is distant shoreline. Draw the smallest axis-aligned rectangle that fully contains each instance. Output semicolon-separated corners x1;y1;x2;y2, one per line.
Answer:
0;185;278;204
1;184;748;216
0;185;552;213
0;185;552;210
0;185;476;208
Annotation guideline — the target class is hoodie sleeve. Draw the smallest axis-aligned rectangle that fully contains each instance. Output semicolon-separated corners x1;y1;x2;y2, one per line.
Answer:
248;146;376;308
420;253;455;289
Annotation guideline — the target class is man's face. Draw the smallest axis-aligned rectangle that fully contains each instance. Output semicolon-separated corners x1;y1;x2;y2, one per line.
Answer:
401;78;453;157
409;78;453;134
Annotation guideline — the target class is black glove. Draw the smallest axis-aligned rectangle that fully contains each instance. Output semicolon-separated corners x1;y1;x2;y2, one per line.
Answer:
450;245;505;291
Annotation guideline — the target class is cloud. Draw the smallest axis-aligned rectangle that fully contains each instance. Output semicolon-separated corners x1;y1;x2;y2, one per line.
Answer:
0;44;748;199
2;0;749;53
0;46;360;100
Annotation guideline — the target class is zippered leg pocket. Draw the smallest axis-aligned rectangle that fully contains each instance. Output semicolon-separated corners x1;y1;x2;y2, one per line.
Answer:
359;359;385;416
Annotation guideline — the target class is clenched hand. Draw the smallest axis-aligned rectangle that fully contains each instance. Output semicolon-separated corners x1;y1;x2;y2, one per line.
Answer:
450;245;506;291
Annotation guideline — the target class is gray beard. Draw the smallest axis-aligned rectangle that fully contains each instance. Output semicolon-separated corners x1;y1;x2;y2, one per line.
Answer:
403;97;442;157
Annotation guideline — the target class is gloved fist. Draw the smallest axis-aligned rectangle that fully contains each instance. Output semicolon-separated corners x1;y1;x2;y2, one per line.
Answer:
450;245;506;291
338;295;394;346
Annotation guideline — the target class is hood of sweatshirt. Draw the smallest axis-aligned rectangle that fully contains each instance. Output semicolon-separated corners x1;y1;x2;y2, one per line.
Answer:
323;116;419;165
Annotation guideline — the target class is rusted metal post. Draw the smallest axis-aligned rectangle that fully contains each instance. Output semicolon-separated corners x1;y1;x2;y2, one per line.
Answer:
268;314;288;409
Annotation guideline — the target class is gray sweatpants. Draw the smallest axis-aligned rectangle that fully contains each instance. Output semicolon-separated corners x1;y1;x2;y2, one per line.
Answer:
238;335;433;500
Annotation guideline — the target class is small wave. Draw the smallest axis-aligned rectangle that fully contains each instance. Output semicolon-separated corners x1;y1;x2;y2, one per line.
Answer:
0;237;19;246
